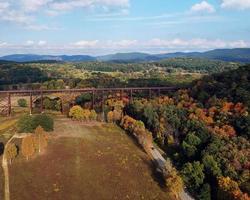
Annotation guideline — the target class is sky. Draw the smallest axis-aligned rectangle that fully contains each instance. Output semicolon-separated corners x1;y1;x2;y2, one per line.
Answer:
0;0;250;55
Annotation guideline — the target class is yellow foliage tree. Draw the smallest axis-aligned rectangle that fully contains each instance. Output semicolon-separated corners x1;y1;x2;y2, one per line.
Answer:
33;126;48;154
5;143;17;164
21;135;35;160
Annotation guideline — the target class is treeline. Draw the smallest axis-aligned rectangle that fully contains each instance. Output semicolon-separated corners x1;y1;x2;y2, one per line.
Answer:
75;62;152;72
191;65;250;107
157;57;240;73
0;63;48;85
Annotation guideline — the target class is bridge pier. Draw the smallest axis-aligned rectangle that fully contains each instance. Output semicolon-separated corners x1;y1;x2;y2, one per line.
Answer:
7;93;11;117
92;90;95;109
29;92;32;115
40;91;43;113
130;89;133;102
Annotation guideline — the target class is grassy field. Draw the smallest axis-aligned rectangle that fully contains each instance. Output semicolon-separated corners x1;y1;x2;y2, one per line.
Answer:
2;117;171;200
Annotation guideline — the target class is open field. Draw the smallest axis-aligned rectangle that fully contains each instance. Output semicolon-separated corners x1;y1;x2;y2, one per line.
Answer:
1;117;170;200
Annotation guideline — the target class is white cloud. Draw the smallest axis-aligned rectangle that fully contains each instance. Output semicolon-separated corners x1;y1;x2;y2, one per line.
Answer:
0;42;8;47
21;0;53;12
221;0;250;10
0;2;9;11
0;0;130;29
72;40;99;48
191;1;215;13
38;40;47;46
111;40;138;47
146;38;249;50
1;38;248;56
25;40;35;45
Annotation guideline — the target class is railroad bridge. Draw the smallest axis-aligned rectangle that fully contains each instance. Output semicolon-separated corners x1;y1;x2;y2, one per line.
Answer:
0;87;178;116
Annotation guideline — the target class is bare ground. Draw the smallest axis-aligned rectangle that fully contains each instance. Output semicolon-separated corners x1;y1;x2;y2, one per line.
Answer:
5;117;171;200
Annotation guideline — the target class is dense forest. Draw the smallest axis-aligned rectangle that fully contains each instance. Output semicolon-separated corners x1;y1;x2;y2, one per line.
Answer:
122;65;250;200
157;58;240;73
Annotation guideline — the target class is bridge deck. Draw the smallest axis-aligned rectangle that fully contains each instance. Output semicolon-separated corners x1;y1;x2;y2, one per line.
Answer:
0;86;179;116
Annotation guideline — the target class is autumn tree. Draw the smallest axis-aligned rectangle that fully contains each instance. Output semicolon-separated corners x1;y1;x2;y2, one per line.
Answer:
5;143;17;164
89;110;97;121
33;126;48;154
21;135;35;160
107;111;114;123
69;105;84;120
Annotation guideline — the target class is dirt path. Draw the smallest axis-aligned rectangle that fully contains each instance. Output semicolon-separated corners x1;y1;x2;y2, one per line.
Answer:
2;133;30;200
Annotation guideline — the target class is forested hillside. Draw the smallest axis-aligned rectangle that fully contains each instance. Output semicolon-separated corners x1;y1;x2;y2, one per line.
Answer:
192;65;250;107
157;57;240;73
124;65;250;200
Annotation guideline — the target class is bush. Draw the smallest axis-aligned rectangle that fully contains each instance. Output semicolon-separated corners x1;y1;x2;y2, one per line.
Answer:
18;98;27;107
33;114;54;132
69;106;97;121
43;98;53;110
17;114;54;133
17;115;34;133
89;110;97;121
69;106;84;120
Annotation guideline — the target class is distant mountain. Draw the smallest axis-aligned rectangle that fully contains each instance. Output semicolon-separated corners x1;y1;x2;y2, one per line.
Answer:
97;52;159;62
0;54;96;62
1;48;250;63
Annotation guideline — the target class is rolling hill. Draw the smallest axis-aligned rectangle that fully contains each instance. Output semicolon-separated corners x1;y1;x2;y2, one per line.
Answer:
0;48;250;63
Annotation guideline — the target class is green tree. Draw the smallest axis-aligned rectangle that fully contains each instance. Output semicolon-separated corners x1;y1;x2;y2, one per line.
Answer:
33;114;54;132
43;98;52;110
198;184;211;200
181;161;205;189
202;154;221;177
182;132;201;157
17;114;34;133
18;98;27;107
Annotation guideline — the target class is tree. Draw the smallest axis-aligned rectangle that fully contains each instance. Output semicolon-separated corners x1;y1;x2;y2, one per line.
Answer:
33;114;54;132
43;98;52;110
198;184;211;200
202;154;221;177
18;98;27;107
89;110;97;121
182;132;201;158
107;111;114;123
33;126;48;153
21;135;35;160
5;143;17;164
69;105;84;120
17;114;34;133
181;161;205;189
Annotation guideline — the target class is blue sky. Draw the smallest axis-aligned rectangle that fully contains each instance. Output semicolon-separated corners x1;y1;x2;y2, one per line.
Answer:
0;0;250;55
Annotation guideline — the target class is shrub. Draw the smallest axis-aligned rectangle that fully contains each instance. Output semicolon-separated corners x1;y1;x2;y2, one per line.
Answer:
69;106;97;121
33;114;54;132
69;106;84;120
17;114;54;133
43;98;53;110
107;111;114;123
89;110;97;121
164;167;183;197
17;115;34;133
18;98;27;107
